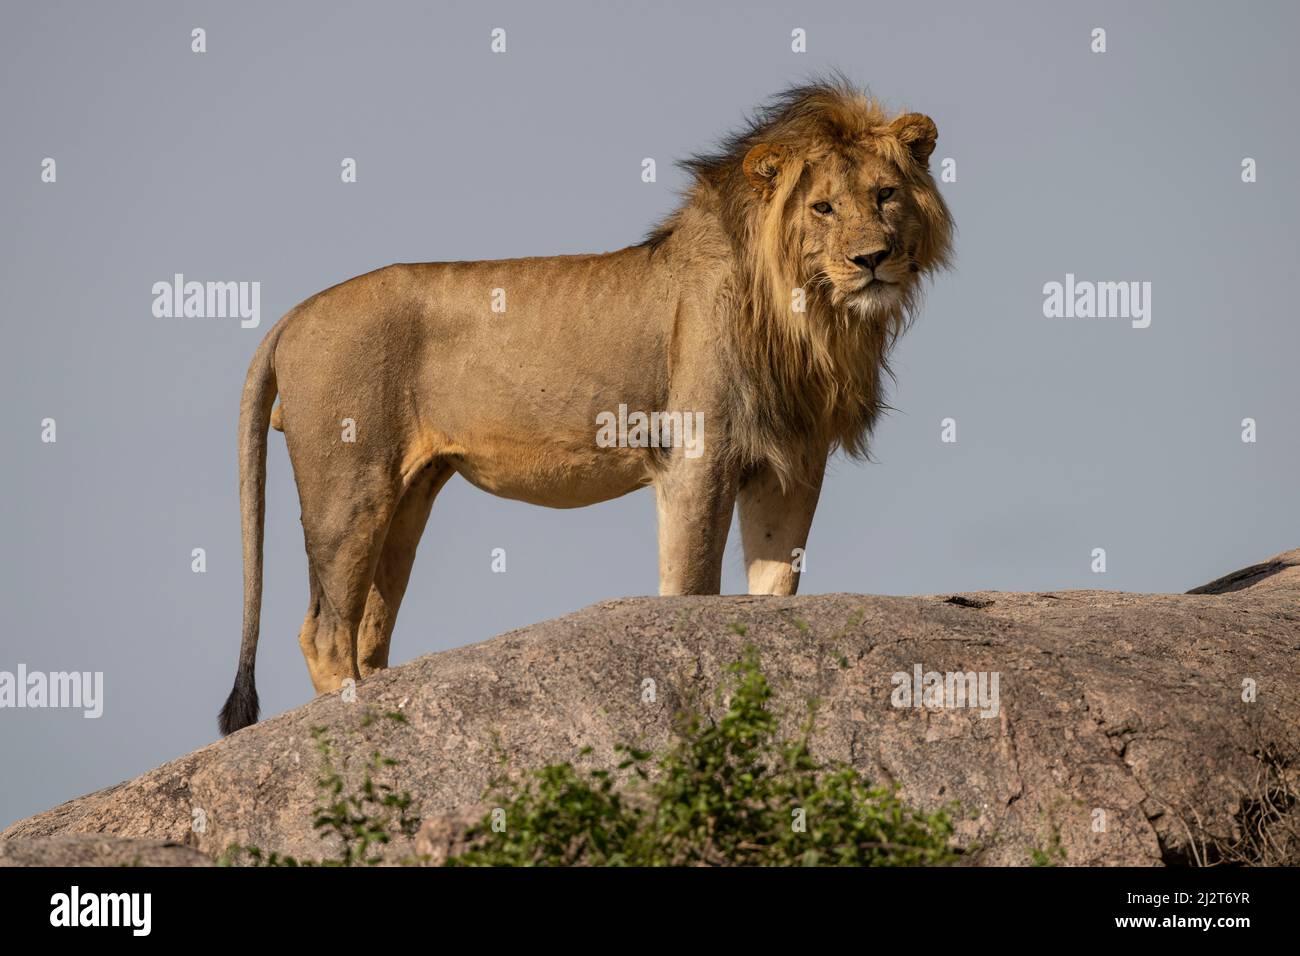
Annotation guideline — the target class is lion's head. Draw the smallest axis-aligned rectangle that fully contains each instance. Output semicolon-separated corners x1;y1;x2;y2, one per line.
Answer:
726;82;953;327
652;78;955;484
748;117;946;312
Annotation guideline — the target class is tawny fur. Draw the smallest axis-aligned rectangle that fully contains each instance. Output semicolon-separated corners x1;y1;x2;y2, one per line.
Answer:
218;78;954;735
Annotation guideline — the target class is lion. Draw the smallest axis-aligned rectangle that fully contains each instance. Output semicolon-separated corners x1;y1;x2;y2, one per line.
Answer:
218;78;954;734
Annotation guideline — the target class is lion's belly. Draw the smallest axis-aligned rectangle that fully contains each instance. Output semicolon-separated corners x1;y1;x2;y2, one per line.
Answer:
446;427;653;509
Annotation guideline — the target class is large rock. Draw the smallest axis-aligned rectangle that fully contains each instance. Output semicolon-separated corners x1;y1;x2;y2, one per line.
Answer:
5;550;1299;866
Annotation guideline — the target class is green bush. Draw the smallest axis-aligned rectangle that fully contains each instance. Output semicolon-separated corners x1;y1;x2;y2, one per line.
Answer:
448;647;956;866
221;720;420;867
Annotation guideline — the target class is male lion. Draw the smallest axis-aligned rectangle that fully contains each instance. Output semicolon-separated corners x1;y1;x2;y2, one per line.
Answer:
218;79;954;734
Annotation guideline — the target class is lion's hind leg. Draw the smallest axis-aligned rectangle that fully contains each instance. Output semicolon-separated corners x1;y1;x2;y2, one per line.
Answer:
355;462;453;675
294;470;403;695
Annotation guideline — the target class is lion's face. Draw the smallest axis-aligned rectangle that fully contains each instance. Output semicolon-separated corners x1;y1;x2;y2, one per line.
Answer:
740;111;949;320
798;149;924;311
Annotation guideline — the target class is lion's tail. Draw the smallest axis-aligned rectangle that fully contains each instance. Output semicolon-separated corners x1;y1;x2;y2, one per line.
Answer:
218;322;283;736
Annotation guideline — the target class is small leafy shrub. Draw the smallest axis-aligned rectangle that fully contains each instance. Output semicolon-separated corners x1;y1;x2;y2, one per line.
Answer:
447;647;956;866
221;717;420;866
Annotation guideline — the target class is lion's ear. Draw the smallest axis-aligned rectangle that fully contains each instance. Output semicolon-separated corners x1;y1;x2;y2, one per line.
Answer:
742;143;786;196
887;113;938;166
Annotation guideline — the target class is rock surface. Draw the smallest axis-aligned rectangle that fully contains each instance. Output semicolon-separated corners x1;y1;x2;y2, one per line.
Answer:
5;549;1299;866
0;834;212;867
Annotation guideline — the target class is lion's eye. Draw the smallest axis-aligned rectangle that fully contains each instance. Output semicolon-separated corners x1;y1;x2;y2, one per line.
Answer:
811;201;834;215
878;187;896;202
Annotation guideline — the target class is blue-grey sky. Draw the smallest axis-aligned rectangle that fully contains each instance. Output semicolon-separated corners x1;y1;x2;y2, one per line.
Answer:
2;0;1297;828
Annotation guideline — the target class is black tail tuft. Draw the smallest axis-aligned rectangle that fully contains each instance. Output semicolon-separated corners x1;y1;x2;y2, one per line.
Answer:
218;668;259;736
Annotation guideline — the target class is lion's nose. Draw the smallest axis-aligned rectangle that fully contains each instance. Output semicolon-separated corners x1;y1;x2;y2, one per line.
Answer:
850;248;891;271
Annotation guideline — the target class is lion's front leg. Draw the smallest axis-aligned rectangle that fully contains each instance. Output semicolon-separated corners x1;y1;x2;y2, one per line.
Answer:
738;455;826;596
653;453;736;596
